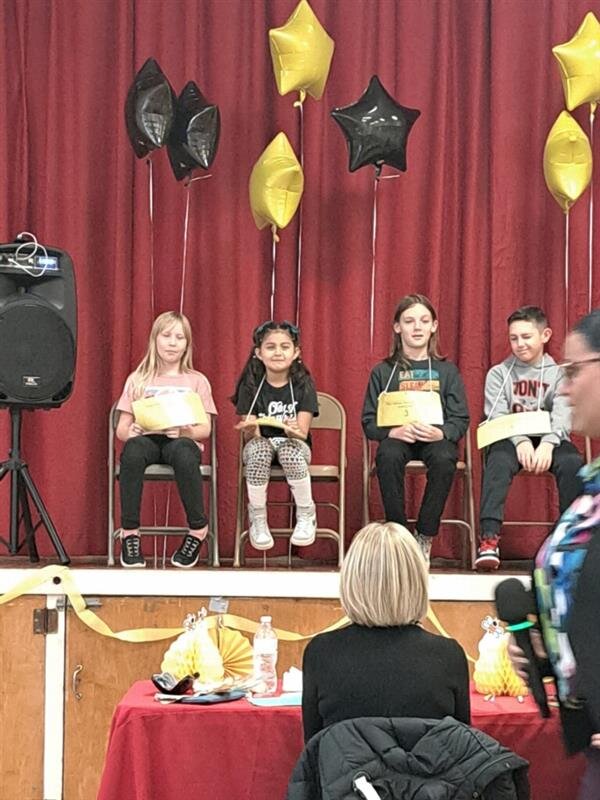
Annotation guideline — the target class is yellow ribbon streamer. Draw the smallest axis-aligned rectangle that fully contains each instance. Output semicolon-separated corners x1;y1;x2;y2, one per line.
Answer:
0;564;474;660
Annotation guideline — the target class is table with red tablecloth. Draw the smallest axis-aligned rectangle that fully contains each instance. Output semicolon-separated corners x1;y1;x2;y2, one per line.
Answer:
97;681;585;800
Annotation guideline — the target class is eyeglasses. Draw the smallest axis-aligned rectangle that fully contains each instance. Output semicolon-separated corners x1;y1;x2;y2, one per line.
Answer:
253;320;300;344
559;357;600;381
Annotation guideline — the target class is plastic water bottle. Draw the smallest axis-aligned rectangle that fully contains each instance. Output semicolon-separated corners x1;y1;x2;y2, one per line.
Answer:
253;615;278;695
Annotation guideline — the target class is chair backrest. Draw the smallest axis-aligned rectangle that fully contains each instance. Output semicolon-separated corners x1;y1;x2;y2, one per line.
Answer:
312;392;345;431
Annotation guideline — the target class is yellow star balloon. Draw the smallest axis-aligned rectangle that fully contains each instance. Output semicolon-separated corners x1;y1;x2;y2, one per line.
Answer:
543;111;592;213
269;0;335;105
249;132;304;233
553;12;600;110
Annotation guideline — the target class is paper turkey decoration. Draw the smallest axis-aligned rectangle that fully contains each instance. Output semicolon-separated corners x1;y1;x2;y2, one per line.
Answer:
473;616;528;699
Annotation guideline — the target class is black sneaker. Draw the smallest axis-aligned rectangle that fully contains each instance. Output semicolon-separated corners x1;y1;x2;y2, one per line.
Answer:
171;534;204;569
120;535;146;568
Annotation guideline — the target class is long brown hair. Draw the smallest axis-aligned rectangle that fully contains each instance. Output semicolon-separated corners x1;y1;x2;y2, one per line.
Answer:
129;311;194;399
388;294;444;370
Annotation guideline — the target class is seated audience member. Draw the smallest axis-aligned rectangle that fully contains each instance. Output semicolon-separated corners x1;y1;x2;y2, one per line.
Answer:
476;305;583;570
301;522;470;743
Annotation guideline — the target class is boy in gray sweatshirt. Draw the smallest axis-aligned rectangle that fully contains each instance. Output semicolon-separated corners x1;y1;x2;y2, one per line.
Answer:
475;306;583;570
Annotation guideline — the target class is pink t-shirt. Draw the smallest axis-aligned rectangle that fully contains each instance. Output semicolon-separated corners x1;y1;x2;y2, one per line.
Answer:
116;370;217;449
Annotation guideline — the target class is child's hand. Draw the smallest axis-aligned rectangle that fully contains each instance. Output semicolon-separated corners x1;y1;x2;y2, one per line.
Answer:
164;427;180;439
283;419;307;440
533;442;554;474
127;423;144;439
516;440;535;471
591;734;600;749
389;425;417;443
411;423;443;442
235;420;260;438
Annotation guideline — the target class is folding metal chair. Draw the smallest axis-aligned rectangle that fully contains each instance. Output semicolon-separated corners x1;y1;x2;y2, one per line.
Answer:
107;404;219;567
362;430;476;569
234;392;346;568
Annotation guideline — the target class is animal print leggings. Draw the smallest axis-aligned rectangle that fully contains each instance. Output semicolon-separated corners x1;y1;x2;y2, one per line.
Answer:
243;437;311;484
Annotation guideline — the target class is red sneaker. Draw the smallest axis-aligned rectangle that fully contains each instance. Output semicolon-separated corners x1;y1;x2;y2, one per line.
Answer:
475;538;500;570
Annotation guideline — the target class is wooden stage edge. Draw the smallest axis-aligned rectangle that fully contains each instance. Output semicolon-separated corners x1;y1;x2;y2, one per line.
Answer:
0;561;529;601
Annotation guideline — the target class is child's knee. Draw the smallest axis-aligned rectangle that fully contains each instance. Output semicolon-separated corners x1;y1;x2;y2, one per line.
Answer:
121;436;150;466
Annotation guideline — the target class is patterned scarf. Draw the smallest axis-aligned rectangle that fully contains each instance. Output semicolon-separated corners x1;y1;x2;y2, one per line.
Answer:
534;457;600;703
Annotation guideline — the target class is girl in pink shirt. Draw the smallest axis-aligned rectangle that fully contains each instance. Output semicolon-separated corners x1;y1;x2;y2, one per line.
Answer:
115;311;217;568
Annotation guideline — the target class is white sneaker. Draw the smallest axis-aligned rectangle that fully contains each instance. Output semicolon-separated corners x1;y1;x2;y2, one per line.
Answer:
414;532;433;565
291;504;317;546
248;505;274;550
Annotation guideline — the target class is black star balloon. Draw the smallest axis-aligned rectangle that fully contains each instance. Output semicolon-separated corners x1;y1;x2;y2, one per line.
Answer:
167;82;221;181
331;75;420;173
125;58;176;158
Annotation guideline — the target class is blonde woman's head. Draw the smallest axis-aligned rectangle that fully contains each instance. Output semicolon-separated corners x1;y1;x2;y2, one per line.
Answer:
340;522;428;627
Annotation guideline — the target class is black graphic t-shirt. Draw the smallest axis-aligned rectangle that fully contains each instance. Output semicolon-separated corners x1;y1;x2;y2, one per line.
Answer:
236;376;319;445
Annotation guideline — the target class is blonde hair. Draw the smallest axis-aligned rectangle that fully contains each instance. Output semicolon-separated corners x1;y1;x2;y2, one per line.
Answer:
129;311;194;399
340;522;428;627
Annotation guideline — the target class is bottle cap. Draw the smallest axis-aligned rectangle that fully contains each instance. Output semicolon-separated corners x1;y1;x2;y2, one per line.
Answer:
259;615;272;624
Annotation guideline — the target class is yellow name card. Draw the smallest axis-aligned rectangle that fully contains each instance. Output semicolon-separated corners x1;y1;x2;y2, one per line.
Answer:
132;392;208;431
476;410;552;450
377;391;444;427
240;416;287;431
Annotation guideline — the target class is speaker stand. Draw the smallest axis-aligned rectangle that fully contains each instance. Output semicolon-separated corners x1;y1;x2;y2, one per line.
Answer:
0;407;70;565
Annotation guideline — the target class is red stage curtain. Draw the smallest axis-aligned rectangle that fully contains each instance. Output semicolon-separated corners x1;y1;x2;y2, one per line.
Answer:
0;0;597;558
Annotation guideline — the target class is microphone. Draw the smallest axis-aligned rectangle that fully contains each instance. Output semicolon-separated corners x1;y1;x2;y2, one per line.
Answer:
495;578;550;717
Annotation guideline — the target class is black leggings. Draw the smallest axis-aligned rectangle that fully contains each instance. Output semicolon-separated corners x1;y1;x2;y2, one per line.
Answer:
119;435;207;530
375;437;458;536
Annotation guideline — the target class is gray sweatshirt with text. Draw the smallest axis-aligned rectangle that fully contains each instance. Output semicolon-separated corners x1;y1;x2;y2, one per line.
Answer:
484;354;572;447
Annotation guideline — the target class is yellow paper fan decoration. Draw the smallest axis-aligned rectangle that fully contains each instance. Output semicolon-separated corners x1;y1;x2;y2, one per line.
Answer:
269;0;335;104
552;12;600;111
194;615;226;684
161;617;253;682
543;111;592;214
209;627;254;679
249;132;304;233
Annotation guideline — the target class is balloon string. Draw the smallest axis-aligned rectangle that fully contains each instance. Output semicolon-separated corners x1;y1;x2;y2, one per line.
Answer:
295;101;304;327
369;172;400;351
180;186;191;314
370;175;379;353
147;157;155;318
588;107;595;313
565;211;570;337
180;175;211;315
271;227;278;319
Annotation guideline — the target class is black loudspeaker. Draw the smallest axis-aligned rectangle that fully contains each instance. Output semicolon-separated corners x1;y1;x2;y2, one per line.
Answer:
0;241;76;408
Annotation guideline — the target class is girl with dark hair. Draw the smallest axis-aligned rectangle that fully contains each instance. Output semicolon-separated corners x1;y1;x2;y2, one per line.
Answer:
362;295;469;563
232;321;319;551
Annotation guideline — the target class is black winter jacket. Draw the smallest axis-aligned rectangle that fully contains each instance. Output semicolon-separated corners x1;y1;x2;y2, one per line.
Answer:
286;716;530;800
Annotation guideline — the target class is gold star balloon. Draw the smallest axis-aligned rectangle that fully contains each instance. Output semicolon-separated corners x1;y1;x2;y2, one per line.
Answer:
553;12;600;111
543;111;592;213
269;0;335;105
249;132;304;232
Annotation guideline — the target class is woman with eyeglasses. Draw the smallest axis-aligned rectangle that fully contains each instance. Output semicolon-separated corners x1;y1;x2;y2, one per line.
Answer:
509;310;600;798
231;321;319;551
